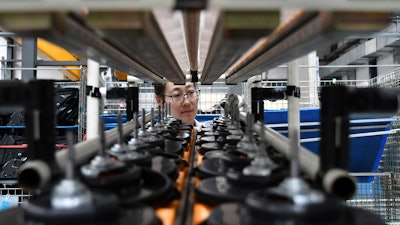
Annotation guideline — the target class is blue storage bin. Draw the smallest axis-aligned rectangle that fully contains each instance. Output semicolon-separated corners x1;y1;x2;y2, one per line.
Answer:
264;108;393;177
100;114;127;123
196;114;221;123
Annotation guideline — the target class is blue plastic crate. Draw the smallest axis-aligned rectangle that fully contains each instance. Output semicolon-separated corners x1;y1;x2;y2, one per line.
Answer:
264;108;393;176
100;114;128;123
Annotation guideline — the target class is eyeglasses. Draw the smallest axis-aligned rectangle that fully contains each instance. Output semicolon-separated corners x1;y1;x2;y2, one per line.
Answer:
164;90;200;103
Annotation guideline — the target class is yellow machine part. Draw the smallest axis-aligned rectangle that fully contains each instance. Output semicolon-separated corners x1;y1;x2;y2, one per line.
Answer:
37;38;82;81
37;38;129;81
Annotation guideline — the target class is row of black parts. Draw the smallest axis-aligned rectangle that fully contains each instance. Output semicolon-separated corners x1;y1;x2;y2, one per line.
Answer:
0;119;195;225
193;116;385;225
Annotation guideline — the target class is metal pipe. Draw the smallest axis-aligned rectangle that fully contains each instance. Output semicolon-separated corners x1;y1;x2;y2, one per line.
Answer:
201;10;280;84
84;11;185;84
55;111;155;172
250;117;319;178
287;59;301;178
86;59;101;140
182;10;200;73
55;119;134;172
248;113;357;199
322;168;356;200
17;160;51;192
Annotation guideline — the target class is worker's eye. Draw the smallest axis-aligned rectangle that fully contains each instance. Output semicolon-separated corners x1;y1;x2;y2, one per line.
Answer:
187;90;196;97
171;93;182;98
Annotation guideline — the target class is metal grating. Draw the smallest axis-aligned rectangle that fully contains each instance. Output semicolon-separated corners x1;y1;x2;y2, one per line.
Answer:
229;70;400;224
345;67;400;225
197;83;229;114
347;173;399;223
78;70;87;142
0;185;30;210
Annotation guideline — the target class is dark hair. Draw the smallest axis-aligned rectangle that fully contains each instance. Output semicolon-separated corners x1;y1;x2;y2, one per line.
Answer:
154;83;166;102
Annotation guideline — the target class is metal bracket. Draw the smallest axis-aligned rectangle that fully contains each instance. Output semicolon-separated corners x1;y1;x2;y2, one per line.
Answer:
91;87;102;98
86;85;92;96
285;85;301;98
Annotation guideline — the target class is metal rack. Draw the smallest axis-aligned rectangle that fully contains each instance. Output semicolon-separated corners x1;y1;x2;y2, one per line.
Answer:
347;173;399;224
342;69;400;225
0;7;399;224
0;185;30;210
0;75;398;224
224;69;400;225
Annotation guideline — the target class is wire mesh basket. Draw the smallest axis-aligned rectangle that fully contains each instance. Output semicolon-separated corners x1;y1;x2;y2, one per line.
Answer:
347;173;399;224
344;69;400;224
0;184;30;211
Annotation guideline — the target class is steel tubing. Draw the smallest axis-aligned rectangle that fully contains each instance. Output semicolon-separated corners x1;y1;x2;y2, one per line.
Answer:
226;11;389;84
245;113;357;199
182;10;200;73
201;11;280;84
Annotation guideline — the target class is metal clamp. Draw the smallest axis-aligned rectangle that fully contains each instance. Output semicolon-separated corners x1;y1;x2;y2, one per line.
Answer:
86;85;92;96
91;87;102;98
285;85;301;98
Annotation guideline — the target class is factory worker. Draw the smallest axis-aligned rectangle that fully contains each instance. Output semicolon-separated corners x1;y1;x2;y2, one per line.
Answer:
155;81;201;128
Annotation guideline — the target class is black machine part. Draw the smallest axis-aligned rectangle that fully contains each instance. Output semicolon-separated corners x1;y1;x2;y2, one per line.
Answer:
204;177;385;225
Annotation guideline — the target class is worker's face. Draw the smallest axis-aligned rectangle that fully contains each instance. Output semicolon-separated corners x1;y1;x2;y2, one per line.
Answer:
157;82;199;125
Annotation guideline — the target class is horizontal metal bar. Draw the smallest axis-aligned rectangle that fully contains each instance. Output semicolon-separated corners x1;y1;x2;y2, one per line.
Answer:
0;32;16;37
348;172;392;177
0;0;399;12
1;67;82;71
301;64;400;68
36;60;87;66
274;64;400;68
0;59;22;62
300;129;399;143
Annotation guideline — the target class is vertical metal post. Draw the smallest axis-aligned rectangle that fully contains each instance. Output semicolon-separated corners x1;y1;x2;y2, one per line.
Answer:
251;87;264;122
0;56;4;80
287;59;301;178
126;85;139;121
78;67;87;142
86;59;100;140
21;37;37;81
1;38;14;80
5;38;14;80
24;80;57;171
319;85;350;174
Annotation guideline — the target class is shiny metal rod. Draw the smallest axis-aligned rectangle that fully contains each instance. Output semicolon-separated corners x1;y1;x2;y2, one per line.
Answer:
65;131;76;180
56;110;157;172
245;112;356;199
249;116;319;178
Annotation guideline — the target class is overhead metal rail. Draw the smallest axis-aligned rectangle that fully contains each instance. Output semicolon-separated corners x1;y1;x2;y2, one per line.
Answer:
0;10;392;85
84;11;186;84
226;11;390;84
201;10;280;84
182;9;201;79
0;12;167;84
0;0;399;12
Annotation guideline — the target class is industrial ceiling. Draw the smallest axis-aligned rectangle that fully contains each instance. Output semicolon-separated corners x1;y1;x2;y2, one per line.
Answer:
0;1;397;84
